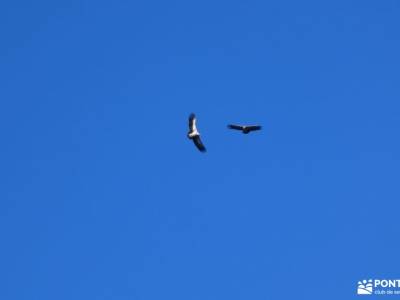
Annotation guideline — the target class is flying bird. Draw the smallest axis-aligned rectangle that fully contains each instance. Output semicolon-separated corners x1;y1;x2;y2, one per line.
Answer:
187;113;206;152
228;124;262;134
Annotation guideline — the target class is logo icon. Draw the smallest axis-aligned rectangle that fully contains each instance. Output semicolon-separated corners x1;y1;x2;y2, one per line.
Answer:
358;279;373;295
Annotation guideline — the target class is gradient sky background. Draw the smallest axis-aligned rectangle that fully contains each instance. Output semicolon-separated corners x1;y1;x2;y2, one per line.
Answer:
1;0;400;299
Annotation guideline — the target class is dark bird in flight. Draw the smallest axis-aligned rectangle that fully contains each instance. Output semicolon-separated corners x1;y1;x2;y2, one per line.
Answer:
187;113;206;152
228;124;262;134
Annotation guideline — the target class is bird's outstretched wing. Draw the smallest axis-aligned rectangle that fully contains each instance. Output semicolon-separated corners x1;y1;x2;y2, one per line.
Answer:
228;124;244;131
246;125;262;132
189;113;197;131
193;136;206;152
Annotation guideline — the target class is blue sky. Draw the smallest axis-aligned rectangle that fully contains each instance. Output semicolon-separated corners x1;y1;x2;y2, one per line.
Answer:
1;0;400;299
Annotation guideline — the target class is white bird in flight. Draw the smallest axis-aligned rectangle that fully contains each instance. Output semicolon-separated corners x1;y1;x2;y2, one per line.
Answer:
187;113;206;152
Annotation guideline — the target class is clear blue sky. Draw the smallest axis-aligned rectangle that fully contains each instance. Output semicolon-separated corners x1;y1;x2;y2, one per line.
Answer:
1;0;400;299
